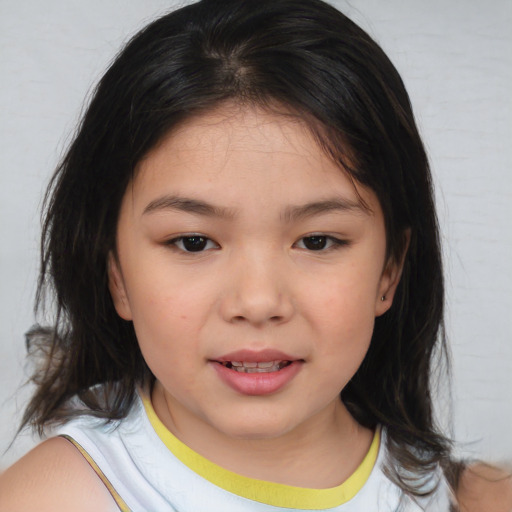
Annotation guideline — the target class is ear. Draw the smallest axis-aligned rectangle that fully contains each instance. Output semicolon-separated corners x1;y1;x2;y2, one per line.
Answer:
375;230;410;317
107;252;133;321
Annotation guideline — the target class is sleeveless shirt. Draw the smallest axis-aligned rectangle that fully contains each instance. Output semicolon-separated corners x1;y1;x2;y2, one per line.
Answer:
56;392;453;511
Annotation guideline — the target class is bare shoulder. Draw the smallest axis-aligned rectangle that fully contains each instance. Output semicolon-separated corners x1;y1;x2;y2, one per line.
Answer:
0;437;118;512
456;462;512;512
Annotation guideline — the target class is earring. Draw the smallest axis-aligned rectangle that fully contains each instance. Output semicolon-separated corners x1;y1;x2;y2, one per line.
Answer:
381;295;386;302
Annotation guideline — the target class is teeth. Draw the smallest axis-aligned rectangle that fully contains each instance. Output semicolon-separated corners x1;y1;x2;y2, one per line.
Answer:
222;360;291;373
256;361;274;369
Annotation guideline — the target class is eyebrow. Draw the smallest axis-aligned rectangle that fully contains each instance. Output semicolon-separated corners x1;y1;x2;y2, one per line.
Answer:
142;195;235;218
282;198;368;222
142;194;367;220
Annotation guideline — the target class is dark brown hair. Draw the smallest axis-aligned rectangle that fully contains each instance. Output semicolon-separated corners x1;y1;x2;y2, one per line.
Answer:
23;0;452;500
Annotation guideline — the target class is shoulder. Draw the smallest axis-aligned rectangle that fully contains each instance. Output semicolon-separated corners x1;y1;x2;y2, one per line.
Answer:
0;436;118;512
456;462;512;512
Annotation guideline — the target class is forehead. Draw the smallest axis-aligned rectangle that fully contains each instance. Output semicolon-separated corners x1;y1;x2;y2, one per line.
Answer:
130;103;379;215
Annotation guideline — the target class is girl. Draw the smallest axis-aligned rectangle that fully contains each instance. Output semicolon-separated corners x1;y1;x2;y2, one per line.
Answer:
0;0;510;510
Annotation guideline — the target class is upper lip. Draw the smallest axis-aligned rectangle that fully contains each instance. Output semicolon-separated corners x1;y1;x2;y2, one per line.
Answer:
213;349;299;363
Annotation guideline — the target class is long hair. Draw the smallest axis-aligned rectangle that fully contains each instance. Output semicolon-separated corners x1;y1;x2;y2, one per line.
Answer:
23;0;451;498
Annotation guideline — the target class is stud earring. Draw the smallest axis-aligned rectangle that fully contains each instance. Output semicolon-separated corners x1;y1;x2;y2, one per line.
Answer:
381;295;386;302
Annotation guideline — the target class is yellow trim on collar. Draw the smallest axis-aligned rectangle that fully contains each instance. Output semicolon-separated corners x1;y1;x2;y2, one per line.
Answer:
142;394;380;510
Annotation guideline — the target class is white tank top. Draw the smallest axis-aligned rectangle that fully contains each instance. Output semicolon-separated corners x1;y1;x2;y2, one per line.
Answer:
56;392;453;511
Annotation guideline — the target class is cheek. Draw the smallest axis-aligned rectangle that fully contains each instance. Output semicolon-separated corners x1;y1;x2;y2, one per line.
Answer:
128;267;213;324
130;288;203;391
302;271;377;363
126;283;202;364
305;269;378;322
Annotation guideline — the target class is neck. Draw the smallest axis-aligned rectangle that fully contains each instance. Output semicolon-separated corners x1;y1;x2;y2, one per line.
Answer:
151;382;374;488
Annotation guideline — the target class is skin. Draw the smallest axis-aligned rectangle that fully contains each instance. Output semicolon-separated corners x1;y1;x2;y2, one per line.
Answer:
108;103;399;487
1;103;510;510
0;437;119;512
457;464;512;512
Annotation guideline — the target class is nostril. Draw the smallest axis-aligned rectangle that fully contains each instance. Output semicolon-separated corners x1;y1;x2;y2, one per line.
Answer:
230;314;283;324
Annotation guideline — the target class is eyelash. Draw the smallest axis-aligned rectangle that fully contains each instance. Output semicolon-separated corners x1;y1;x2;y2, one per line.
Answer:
166;235;219;253
165;234;348;253
294;234;349;252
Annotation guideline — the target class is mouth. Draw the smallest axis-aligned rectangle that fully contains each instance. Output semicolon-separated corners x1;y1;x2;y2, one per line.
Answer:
218;360;293;373
212;353;304;395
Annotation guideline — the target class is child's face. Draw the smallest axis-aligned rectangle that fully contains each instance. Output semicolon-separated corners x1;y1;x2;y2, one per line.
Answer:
109;103;400;443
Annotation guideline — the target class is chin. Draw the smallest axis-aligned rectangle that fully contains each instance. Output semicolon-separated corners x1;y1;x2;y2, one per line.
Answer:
211;411;299;442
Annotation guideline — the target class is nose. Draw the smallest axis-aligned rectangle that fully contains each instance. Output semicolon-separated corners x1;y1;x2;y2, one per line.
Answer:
220;249;295;327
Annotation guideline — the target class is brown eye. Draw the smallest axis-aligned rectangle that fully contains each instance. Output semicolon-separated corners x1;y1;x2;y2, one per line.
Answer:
302;236;328;250
182;236;208;251
169;235;218;252
295;235;348;252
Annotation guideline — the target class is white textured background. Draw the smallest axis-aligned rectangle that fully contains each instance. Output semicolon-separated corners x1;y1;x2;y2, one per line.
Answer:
1;0;511;468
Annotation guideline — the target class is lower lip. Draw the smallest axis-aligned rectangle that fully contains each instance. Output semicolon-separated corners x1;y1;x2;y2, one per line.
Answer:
212;361;303;396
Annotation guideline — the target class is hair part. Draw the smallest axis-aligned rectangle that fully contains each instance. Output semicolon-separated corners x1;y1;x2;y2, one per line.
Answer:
23;0;453;499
